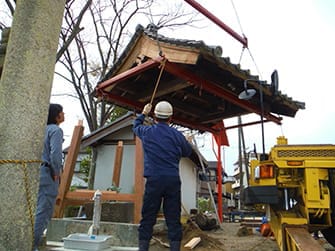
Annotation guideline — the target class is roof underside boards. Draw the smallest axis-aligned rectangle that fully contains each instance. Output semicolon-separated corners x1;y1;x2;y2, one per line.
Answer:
95;25;305;134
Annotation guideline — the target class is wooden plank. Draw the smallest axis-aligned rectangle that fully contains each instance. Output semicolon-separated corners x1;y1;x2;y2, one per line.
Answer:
285;227;324;251
184;237;201;249
112;141;123;187
152;237;170;248
134;136;144;224
54;120;84;218
65;190;136;202
140;36;200;64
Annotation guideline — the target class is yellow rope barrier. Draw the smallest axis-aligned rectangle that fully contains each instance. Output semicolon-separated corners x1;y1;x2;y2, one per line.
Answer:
0;159;41;250
0;159;41;165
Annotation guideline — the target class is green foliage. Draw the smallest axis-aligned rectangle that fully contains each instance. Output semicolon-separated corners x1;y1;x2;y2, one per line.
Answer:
107;105;128;123
197;197;214;213
79;147;92;183
106;183;121;193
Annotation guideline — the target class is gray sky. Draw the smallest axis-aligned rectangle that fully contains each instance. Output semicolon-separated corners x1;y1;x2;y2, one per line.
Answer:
50;0;335;174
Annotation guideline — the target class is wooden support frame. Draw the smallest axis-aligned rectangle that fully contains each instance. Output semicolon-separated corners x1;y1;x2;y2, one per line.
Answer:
53;123;145;224
112;141;123;187
54;121;84;217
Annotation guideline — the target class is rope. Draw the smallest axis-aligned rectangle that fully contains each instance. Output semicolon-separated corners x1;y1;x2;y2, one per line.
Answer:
149;58;166;105
230;0;263;77
230;0;247;67
230;0;246;38
0;159;41;250
245;48;263;79
155;31;164;57
238;46;246;65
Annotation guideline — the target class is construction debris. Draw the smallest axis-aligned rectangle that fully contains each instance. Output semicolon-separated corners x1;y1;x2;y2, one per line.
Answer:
152;236;170;248
184;237;201;249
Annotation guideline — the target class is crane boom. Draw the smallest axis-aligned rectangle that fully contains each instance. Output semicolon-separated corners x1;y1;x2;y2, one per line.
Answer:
184;0;248;48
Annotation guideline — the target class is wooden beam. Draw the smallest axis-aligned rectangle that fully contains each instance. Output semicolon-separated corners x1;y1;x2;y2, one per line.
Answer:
112;141;123;187
135;79;191;102
140;36;200;64
184;237;201;249
65;189;136;202
96;59;160;93
162;60;282;125
285;227;324;251
54;120;84;218
134;136;144;224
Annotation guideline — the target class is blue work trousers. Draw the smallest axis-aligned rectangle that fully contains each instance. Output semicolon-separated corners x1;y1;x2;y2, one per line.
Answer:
34;166;59;248
138;176;182;242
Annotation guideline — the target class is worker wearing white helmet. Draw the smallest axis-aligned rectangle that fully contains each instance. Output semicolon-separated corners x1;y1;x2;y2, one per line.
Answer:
133;101;193;251
153;100;173;119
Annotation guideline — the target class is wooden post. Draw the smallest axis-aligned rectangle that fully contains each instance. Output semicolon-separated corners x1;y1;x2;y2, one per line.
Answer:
54;120;84;218
112;141;123;187
134;137;144;223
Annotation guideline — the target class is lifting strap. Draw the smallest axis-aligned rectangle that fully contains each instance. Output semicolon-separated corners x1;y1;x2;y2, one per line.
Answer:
149;58;166;105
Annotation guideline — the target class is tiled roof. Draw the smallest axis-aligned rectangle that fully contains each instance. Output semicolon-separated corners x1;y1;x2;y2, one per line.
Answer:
95;24;305;136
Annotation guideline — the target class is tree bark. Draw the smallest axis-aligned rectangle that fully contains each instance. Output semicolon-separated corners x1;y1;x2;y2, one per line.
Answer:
0;0;66;250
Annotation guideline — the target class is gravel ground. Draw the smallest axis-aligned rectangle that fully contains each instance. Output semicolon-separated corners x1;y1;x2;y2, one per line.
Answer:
150;222;335;251
43;222;335;251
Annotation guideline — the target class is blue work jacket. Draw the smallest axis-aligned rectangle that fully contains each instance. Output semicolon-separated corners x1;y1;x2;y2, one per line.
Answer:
40;124;63;185
133;114;192;177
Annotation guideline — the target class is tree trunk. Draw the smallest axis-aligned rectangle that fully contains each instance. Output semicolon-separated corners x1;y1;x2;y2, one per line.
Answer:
0;1;65;250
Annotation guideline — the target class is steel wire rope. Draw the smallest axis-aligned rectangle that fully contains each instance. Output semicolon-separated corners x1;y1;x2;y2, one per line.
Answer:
231;0;285;135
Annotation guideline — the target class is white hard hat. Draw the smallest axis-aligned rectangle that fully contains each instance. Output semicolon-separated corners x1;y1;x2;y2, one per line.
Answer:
154;101;173;119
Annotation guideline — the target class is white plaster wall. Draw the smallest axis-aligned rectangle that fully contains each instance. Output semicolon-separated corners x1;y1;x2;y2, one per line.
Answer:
180;158;197;214
94;144;135;194
92;126;198;212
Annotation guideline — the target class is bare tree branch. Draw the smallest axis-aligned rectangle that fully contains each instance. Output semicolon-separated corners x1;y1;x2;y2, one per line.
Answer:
55;0;199;133
56;0;92;61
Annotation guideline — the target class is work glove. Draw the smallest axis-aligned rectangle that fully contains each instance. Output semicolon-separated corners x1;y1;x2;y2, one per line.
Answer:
142;103;152;115
183;133;194;143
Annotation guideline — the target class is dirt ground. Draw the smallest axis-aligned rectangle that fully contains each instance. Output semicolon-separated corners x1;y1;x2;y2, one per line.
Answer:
150;222;335;251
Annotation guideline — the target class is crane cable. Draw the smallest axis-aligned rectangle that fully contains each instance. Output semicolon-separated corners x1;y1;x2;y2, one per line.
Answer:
230;0;263;79
231;0;285;134
230;0;250;187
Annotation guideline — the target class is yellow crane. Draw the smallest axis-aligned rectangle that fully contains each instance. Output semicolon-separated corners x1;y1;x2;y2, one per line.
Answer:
244;136;335;250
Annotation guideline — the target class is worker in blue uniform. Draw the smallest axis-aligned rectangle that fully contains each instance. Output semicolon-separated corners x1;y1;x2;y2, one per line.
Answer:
34;104;64;250
133;101;194;251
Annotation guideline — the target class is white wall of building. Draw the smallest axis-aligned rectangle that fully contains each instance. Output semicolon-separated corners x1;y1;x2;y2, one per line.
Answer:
180;158;197;214
94;144;136;194
93;126;198;212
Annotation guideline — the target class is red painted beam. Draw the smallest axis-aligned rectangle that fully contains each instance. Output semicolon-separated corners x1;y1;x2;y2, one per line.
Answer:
98;89;220;134
184;0;248;48
96;57;281;124
98;92;144;111
225;119;273;130
162;60;282;124
96;58;161;93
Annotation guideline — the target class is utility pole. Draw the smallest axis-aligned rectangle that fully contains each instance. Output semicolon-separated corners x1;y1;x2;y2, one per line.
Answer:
0;1;66;250
238;116;247;209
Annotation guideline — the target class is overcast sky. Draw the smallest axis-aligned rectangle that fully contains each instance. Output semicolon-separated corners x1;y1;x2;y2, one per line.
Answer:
49;0;335;174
